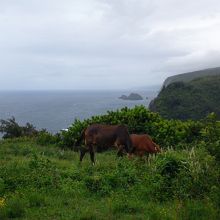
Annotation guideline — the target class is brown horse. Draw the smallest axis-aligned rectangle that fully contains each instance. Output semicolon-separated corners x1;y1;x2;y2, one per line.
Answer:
79;124;132;164
129;134;161;158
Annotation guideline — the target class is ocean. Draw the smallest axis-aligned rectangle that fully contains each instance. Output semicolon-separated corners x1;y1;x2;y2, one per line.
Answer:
0;90;157;133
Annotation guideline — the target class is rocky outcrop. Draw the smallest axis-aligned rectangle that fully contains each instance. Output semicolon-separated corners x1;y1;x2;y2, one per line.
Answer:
119;93;143;100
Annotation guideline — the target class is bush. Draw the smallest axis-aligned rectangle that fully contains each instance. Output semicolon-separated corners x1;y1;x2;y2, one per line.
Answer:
180;200;218;220
0;179;5;196
0;196;26;219
28;154;62;189
136;148;220;202
61;106;204;150
36;130;60;146
28;192;46;207
200;113;220;162
0;117;38;139
112;193;143;214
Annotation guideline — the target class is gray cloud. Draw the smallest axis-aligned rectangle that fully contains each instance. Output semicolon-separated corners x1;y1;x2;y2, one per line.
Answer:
0;0;220;90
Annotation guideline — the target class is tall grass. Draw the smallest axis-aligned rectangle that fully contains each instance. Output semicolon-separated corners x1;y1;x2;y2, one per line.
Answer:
0;138;219;219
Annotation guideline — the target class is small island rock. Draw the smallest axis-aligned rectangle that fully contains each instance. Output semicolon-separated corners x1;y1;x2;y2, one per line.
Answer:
119;93;143;100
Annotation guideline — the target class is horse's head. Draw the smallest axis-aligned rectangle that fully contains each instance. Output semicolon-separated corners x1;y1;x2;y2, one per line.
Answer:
155;144;161;153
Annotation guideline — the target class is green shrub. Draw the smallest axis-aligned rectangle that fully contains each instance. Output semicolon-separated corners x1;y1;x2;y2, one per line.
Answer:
0;162;31;192
36;130;60;146
0;117;38;139
28;192;46;207
0;196;26;219
0;178;5;196
145;203;173;220
28;154;62;189
200;113;220;162
112;194;143;214
138;148;220;202
61;106;204;150
180;200;218;220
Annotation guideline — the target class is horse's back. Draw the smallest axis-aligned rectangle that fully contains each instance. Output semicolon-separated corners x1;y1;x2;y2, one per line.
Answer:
130;134;160;154
85;124;130;146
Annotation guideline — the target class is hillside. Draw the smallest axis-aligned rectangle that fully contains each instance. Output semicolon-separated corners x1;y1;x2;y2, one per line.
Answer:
163;67;220;88
149;75;220;120
0;136;219;219
0;106;220;219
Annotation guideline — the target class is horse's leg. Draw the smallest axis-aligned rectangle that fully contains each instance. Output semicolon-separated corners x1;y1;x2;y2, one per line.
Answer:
80;147;87;163
128;153;133;159
130;146;136;154
117;145;124;157
126;146;135;159
89;145;95;165
139;151;144;158
146;153;150;164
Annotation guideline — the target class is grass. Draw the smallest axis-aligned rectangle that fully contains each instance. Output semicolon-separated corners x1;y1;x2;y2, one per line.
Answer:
0;137;219;219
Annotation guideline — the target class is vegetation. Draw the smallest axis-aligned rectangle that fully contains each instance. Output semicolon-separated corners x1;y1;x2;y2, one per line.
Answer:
0;117;38;139
0;137;219;219
60;106;204;149
149;75;220;120
0;106;220;219
163;66;220;87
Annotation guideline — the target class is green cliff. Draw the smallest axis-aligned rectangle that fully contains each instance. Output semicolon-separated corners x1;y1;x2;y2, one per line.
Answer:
149;75;220;120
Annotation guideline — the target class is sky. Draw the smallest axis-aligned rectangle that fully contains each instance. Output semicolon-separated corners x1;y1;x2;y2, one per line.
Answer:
0;0;220;90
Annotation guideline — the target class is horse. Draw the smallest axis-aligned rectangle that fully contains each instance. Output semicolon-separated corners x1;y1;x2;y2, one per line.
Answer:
129;134;161;158
79;124;132;164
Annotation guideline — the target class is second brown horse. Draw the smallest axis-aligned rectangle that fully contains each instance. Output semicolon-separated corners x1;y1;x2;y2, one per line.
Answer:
129;134;161;158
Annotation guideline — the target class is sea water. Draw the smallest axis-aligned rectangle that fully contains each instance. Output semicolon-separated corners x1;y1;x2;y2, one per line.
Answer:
0;90;157;133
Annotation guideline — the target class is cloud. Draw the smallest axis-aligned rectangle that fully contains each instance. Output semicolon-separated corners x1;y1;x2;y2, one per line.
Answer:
0;0;220;89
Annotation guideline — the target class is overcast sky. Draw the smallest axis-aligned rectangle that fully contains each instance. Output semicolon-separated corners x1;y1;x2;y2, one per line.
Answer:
1;0;220;90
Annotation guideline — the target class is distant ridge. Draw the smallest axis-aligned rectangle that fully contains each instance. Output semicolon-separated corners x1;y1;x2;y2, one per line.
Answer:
163;67;220;87
149;74;220;120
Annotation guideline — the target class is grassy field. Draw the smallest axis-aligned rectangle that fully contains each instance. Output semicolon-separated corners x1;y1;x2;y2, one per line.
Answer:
0;138;219;219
